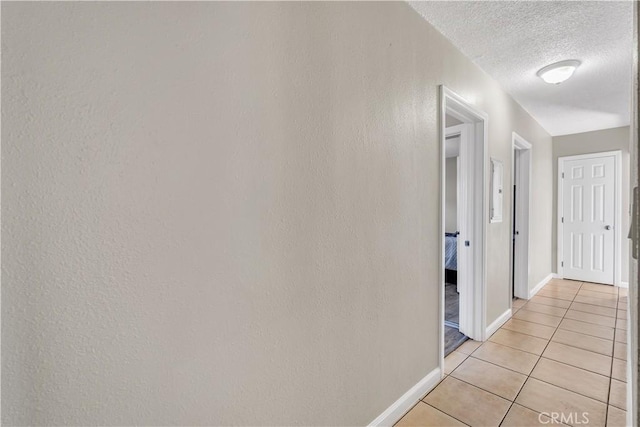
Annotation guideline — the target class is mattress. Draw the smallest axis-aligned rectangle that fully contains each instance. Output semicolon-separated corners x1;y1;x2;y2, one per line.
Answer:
445;233;457;270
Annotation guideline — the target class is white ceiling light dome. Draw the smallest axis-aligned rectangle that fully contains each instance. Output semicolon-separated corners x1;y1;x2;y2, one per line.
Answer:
537;60;581;85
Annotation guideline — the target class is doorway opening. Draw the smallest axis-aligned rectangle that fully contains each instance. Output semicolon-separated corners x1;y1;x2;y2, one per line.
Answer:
444;119;465;354
440;86;488;364
512;133;532;301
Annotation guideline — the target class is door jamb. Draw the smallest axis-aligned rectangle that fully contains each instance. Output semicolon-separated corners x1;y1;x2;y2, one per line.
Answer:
557;150;623;285
511;133;532;299
439;86;488;375
445;124;468;299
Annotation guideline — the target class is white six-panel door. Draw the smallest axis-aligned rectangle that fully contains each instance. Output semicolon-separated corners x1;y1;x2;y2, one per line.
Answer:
561;154;616;285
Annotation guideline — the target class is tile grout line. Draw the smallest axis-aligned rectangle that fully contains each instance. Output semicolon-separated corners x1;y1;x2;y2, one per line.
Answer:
510;286;618;381
605;285;622;420
512;296;620;358
504;317;614;341
500;282;617;424
464;339;610;383
576;282;622;423
422;280;617;426
555;283;617;413
459;352;612;405
563;301;618;318
485;336;547;356
606;284;620;422
425;346;525;424
497;280;586;426
422;402;470;426
397;399;472;427
466;353;536;376
519;282;622;422
435;375;513;406
478;282;615;421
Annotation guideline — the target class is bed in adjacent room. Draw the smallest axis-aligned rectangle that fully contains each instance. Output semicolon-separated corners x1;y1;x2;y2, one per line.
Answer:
444;232;457;285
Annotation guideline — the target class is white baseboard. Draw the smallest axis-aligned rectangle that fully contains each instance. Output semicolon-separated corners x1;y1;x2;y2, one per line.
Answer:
529;273;554;299
485;308;512;339
554;273;626;288
368;367;442;427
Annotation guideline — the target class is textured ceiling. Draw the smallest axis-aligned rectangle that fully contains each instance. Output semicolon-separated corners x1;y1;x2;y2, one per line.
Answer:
410;1;633;136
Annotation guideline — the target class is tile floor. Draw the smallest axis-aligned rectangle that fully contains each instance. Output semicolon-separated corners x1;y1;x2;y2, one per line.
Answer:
395;279;629;427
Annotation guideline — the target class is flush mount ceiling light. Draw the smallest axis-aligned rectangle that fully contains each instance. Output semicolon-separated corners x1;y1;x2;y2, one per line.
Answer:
537;60;581;85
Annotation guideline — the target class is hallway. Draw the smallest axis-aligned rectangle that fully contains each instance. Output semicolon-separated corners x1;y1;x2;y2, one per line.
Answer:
397;279;628;426
2;2;636;425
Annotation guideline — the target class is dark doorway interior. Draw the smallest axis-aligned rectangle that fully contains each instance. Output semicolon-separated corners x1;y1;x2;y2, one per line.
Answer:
444;283;466;355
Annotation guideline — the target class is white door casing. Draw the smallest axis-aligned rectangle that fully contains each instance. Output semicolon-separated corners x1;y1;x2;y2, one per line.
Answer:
558;151;621;285
512;133;532;299
449;123;476;338
439;85;488;372
446;125;472;305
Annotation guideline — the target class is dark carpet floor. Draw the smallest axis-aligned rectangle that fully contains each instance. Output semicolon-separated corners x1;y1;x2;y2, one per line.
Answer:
444;283;467;356
445;326;467;356
445;284;459;324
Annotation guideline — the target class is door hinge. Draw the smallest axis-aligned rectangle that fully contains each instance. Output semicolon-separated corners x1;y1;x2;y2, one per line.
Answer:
561;261;564;267
562;172;565;178
561;217;564;223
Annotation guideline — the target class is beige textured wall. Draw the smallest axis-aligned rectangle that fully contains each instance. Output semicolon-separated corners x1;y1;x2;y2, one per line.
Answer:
2;2;552;425
528;131;555;290
552;126;631;282
445;157;458;233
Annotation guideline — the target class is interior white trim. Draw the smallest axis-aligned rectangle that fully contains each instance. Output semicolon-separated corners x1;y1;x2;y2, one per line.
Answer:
529;273;554;299
557;150;622;286
618;281;629;289
446;124;467;296
439;86;488;374
456;154;461;294
627;320;632;427
512;132;532;149
511;132;532;300
367;367;442;427
485;308;512;339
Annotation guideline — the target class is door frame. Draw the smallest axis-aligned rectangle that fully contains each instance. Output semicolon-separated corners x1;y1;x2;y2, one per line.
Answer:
439;86;488;372
445;125;468;298
511;133;532;299
557;150;623;285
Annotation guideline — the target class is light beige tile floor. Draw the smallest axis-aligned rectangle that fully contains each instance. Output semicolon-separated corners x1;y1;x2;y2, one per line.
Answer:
395;279;628;426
